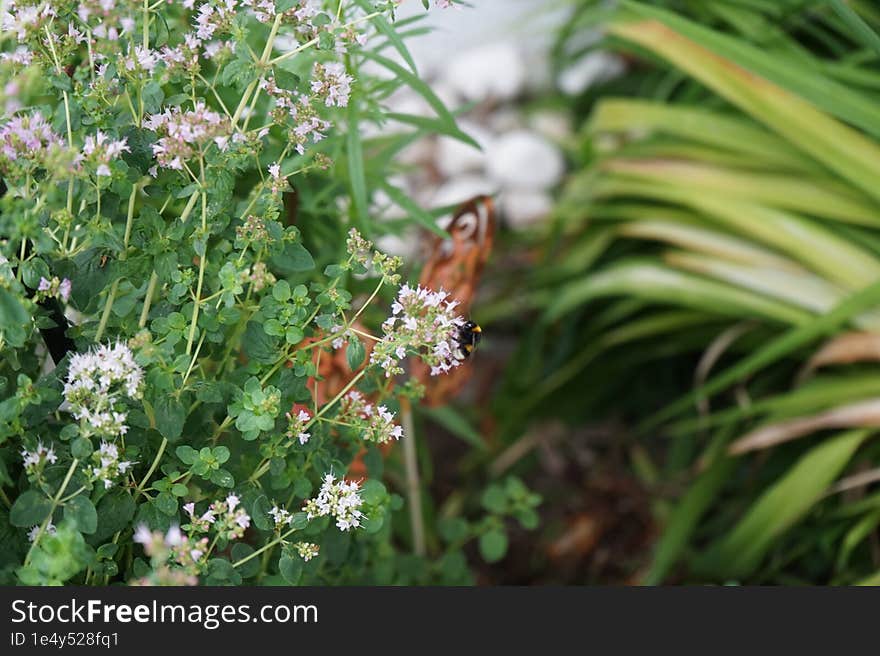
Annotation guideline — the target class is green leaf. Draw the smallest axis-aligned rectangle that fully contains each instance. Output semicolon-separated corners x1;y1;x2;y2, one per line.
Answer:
210;468;234;488
64;495;98;534
10;490;52;527
354;0;418;72
175;445;198;465
697;429;871;580
479;529;508;563
204;558;242;585
383;112;478;147
231;543;260;578
610;4;880;200
481;485;507;514
141;81;164;114
360;479;386;505
290;511;308;529
438;517;469;544
70;437;93;460
346;336;365;371
93;490;136;542
154;395;186;442
644;431;737;584
21;258;50;288
279;553;303;584
243;320;280;364
251;494;273;531
273;280;291;302
154;492;178;516
516;508;540;530
642;278;880;430
0;288;30;347
271;242;315;274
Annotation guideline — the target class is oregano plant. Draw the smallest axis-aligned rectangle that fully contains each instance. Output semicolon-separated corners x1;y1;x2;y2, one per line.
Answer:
0;0;540;586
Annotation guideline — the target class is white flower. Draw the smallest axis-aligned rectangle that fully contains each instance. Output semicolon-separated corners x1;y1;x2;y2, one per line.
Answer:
370;284;467;378
310;62;353;108
302;473;364;531
62;341;144;439
21;441;58;475
338;392;404;445
27;522;56;542
89;440;135;489
285;408;312;445
294;541;319;561
133;524;154;546
269;504;293;528
267;161;286;193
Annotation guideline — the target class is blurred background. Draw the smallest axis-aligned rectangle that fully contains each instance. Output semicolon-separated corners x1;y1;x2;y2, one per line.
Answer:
361;0;880;585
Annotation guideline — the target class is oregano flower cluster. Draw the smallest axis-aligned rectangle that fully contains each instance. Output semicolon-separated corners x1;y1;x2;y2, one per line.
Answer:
0;0;534;590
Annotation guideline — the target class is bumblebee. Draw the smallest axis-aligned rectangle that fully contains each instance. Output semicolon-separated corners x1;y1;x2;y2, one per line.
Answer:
455;320;482;359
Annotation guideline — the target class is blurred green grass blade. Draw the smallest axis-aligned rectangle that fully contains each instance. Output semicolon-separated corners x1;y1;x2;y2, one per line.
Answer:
359;50;478;148
836;508;880;572
829;0;880;60
667;374;880;438
525;311;719;425
605;159;880;228
534;226;615;284
384;112;479;147
346;95;369;235
595;174;880;289
609;10;880;202
855;569;880;585
379;181;447;237
641;278;880;431
696;429;871;580
645;428;738;584
664;251;848;318
544;260;813;326
619;220;806;269
421;406;487;452
615;1;880;140
588;99;816;174
355;0;419;73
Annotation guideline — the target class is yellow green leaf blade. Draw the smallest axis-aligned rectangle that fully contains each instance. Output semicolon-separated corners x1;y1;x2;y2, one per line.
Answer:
696;429;872;580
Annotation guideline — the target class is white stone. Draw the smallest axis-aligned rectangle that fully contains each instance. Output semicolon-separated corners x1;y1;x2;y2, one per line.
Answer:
486;130;565;190
557;51;626;96
529;110;573;143
501;190;553;230
436;120;494;177
487;108;524;134
376;231;419;260
443;42;526;103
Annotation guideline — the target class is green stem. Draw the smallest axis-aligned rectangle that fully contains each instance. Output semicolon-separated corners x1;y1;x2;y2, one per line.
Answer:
136;437;168;496
139;270;158;328
185;191;208;356
232;524;300;568
232;13;283;128
95;183;139;342
24;459;79;567
305;367;367;429
349;278;384;325
268;11;382;66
